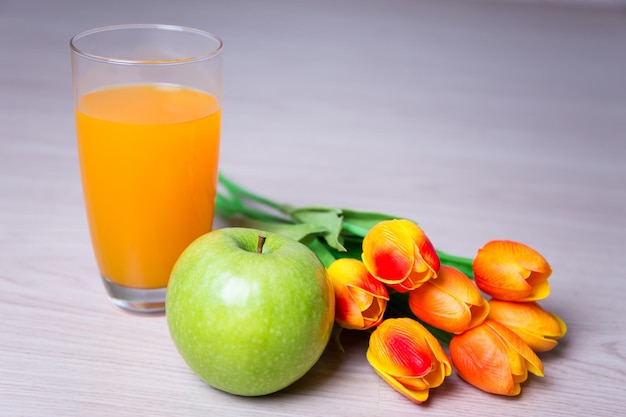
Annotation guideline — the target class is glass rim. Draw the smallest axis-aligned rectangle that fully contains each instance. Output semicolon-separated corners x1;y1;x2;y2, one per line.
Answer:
69;23;223;65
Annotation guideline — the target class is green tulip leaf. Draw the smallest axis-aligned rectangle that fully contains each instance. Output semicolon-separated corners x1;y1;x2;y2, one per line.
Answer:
333;236;364;260
437;250;474;278
287;207;346;252
341;209;400;237
224;216;328;243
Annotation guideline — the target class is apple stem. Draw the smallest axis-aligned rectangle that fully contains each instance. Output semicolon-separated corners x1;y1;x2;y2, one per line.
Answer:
257;235;266;254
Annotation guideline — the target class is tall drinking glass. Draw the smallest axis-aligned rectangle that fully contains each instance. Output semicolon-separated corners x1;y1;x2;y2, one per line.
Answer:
70;24;223;313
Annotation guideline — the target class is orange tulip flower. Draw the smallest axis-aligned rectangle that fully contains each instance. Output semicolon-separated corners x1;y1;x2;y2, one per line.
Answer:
408;265;489;334
473;240;552;301
488;300;567;352
449;319;544;396
326;258;389;330
362;219;440;293
366;318;452;403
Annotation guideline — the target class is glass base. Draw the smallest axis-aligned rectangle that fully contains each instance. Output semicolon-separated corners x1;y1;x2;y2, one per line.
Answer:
102;277;166;314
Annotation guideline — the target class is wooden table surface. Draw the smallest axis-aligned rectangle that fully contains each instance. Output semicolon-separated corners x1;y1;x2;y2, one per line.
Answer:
1;0;625;416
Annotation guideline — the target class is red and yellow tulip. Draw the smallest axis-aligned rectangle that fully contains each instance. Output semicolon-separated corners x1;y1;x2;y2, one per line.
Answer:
366;318;452;403
449;319;544;396
408;265;489;334
210;176;570;405
473;240;552;301
488;300;567;352
362;219;440;293
326;258;389;330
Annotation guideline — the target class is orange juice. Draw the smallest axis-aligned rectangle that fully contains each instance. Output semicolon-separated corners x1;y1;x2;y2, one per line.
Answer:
76;83;221;289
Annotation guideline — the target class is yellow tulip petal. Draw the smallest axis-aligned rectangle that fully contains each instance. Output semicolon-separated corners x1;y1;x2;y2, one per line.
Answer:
486;320;544;377
348;286;387;326
347;285;375;311
488;300;567;352
387;270;430;292
397;219;440;276
327;258;389;330
395;374;432;392
523;280;551;302
510;326;559;352
426;362;449;388
371;368;431;404
552;313;568;338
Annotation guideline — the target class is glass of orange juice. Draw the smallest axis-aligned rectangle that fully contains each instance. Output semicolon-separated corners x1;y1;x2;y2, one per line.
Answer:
70;24;223;313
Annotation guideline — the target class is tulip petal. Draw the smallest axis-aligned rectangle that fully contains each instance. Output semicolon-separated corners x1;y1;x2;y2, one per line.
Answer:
526;280;551;301
367;318;451;403
362;220;439;292
398;219;440;276
372;368;431;403
347;285;387;327
473;240;552;301
552;313;568;339
347;285;375;311
511;327;558;352
486;321;544;377
387;270;432;293
488;300;567;352
409;266;489;334
327;258;389;330
362;220;415;284
395;374;432;392
410;283;472;334
450;323;517;395
368;321;433;377
333;287;366;329
475;260;533;299
450;320;543;396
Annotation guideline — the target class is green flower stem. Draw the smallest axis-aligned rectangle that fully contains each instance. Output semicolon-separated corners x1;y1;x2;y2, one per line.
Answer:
218;173;284;211
215;173;466;347
306;239;338;269
341;221;371;238
437;250;474;278
216;174;475;271
215;193;286;224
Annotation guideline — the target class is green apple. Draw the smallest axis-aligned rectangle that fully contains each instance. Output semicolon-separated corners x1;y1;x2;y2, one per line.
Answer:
166;227;335;396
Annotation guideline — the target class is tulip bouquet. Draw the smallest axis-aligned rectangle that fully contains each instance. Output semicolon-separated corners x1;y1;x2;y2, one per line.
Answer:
215;174;567;403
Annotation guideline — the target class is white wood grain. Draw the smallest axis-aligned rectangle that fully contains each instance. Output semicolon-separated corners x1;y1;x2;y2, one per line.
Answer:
1;1;625;416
